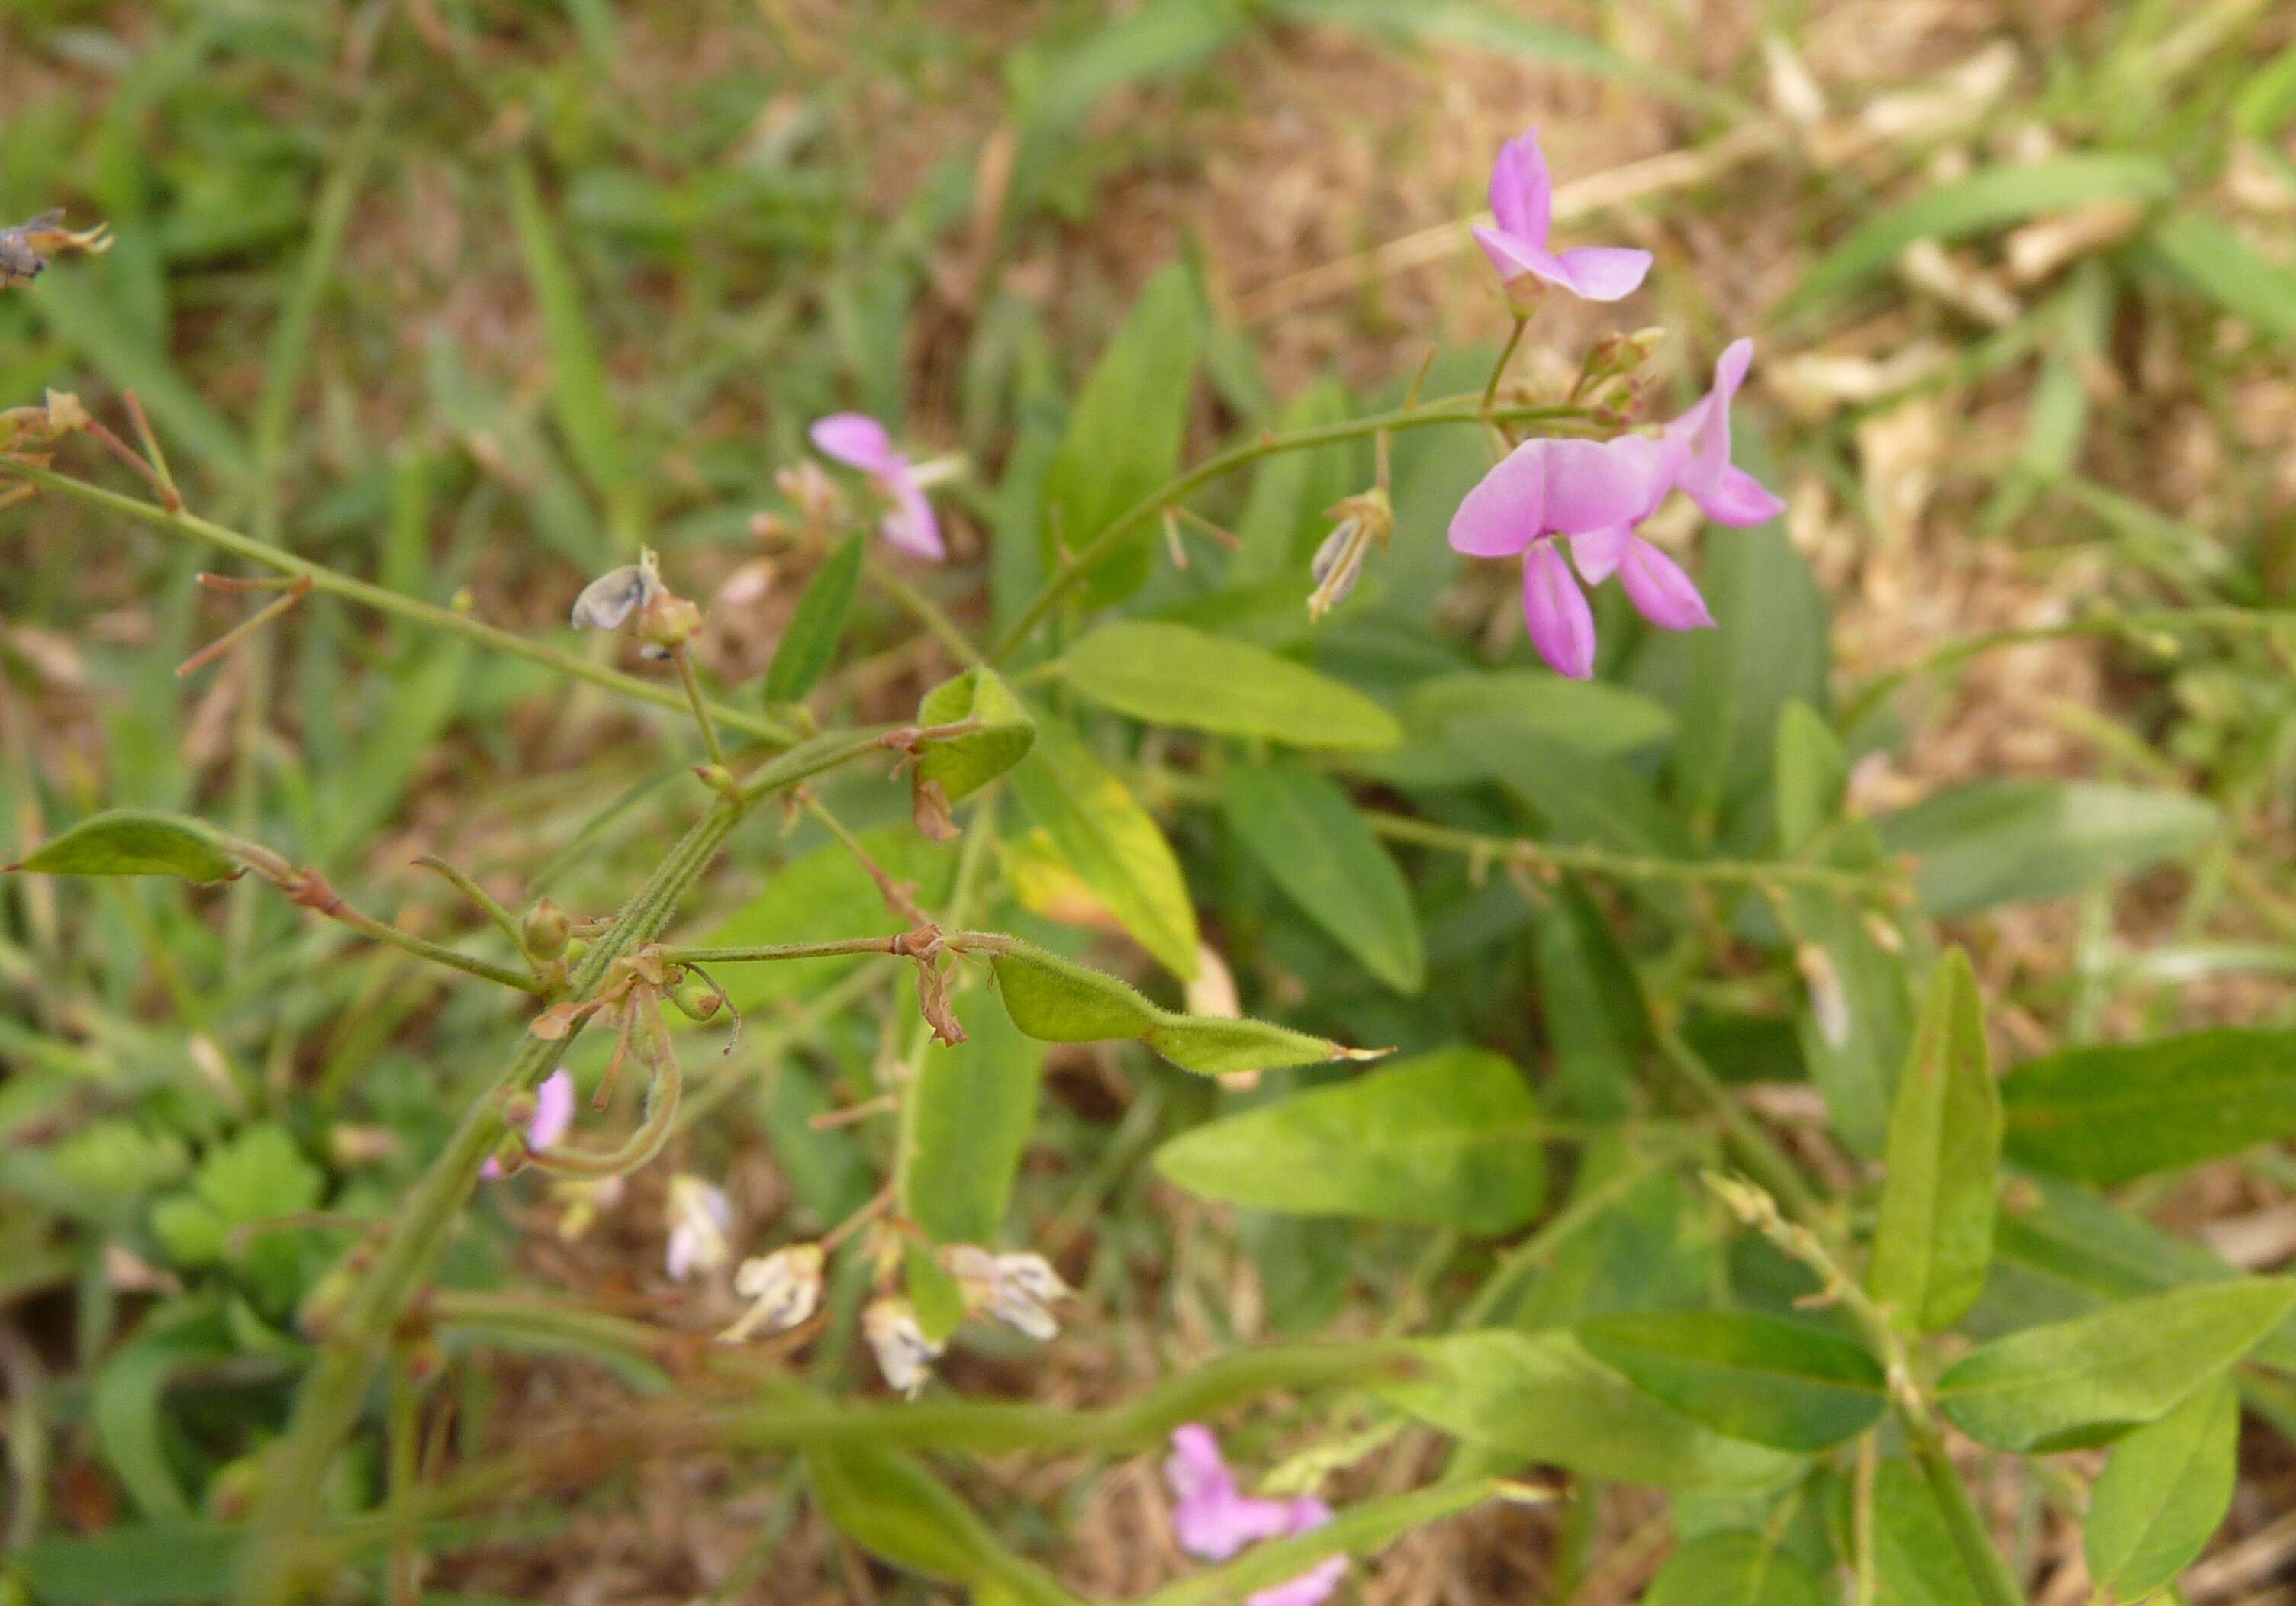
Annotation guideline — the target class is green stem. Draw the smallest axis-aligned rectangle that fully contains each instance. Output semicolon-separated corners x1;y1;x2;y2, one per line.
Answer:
311;901;546;994
662;936;905;964
1647;1009;1827;1226
865;552;984;666
236;787;759;1604
669;645;726;769
1480;316;1529;414
988;396;1596;661
1901;1408;2026;1606
2;462;798;745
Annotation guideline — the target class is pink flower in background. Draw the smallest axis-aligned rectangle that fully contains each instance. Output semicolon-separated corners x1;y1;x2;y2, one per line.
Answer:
1473;129;1652;304
1164;1426;1346;1606
808;413;944;560
1447;340;1786;679
480;1068;575;1179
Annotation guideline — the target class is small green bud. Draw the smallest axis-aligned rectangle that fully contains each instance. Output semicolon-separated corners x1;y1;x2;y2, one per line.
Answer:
671;979;722;1022
522;896;570;960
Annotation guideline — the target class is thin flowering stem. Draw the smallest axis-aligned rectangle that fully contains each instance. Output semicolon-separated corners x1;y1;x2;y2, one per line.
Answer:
987;395;1599;661
176;574;313;678
864;552;984;665
661;935;912;965
0;461;802;745
1480;314;1530;415
407;856;530;964
668;644;726;769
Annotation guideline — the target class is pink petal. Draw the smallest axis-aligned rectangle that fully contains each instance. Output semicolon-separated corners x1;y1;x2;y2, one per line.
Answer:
1547;245;1653;302
1617;536;1715;631
1539;436;1665;536
1248;1559;1348;1606
1570;524;1629;584
808;412;901;475
1488;129;1551;246
1472;225;1551;286
479;1156;503;1180
1164;1427;1296;1563
879;470;945;560
1522;541;1596;679
1448;439;1545;558
528;1069;577;1151
1673;338;1756;500
1690;463;1786;527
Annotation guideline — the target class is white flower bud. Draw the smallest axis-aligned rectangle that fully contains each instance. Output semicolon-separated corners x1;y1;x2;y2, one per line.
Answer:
570;559;657;631
664;1174;733;1282
944;1245;1073;1343
1796;944;1853;1049
720;1243;824;1343
863;1298;942;1398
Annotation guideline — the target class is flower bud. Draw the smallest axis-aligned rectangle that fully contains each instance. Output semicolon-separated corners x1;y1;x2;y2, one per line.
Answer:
1795;944;1853;1049
671;978;722;1022
863;1297;943;1398
944;1244;1072;1342
720;1243;826;1343
1306;488;1393;622
521;897;571;961
570;557;657;632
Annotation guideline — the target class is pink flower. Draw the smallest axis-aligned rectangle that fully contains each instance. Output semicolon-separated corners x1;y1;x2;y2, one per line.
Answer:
480;1068;575;1179
1447;340;1785;679
1164;1427;1345;1606
1473;130;1651;304
807;413;944;560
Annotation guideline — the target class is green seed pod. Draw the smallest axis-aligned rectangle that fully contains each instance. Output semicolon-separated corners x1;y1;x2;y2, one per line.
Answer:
521;896;571;961
671;979;722;1022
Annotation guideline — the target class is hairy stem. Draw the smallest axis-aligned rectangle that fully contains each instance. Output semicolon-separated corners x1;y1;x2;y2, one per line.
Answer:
1;462;798;745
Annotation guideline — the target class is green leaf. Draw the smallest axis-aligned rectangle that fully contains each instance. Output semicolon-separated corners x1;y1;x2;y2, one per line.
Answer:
806;1442;1003;1585
1786;155;2175;310
1576;1310;1886;1452
1347;669;1675;787
508;157;633;517
1154;1048;1544;1231
1869;950;2001;1332
1788;883;1914;1155
2001;1027;2296;1183
915;667;1037;803
1006;711;1200;977
1530;886;1645;1118
1773;702;1847;854
1057;620;1402;750
1039;263;1201;606
1935;1278;2296;1451
2083;1376;2240;1601
148;1125;323;1268
1223;761;1423;993
1869;1458;1983;1606
1876;780;2217;916
2150;211;2296;347
1991;1173;2296;1374
1231;380;1354;581
91;1307;231;1520
1643;1530;1828;1606
17;1522;240;1606
1668;521;1831;823
900;990;1046;1245
9;809;238;883
698;830;960;1013
764;531;865;703
1277;0;1743;117
1383;1330;1805;1491
985;939;1354;1074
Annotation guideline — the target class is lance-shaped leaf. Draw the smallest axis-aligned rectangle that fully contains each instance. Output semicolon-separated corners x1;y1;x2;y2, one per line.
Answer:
1382;1329;1805;1492
1223;761;1423;994
914;667;1035;802
1869;949;2001;1332
1006;710;1199;977
1055;620;1402;750
1643;1530;1827;1606
763;531;865;704
1577;1310;1886;1452
898;991;1045;1247
1935;1278;2296;1451
2000;1026;2296;1183
982;939;1364;1075
1868;1456;1985;1606
1154;1048;1544;1232
8;810;239;883
2083;1376;2240;1602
